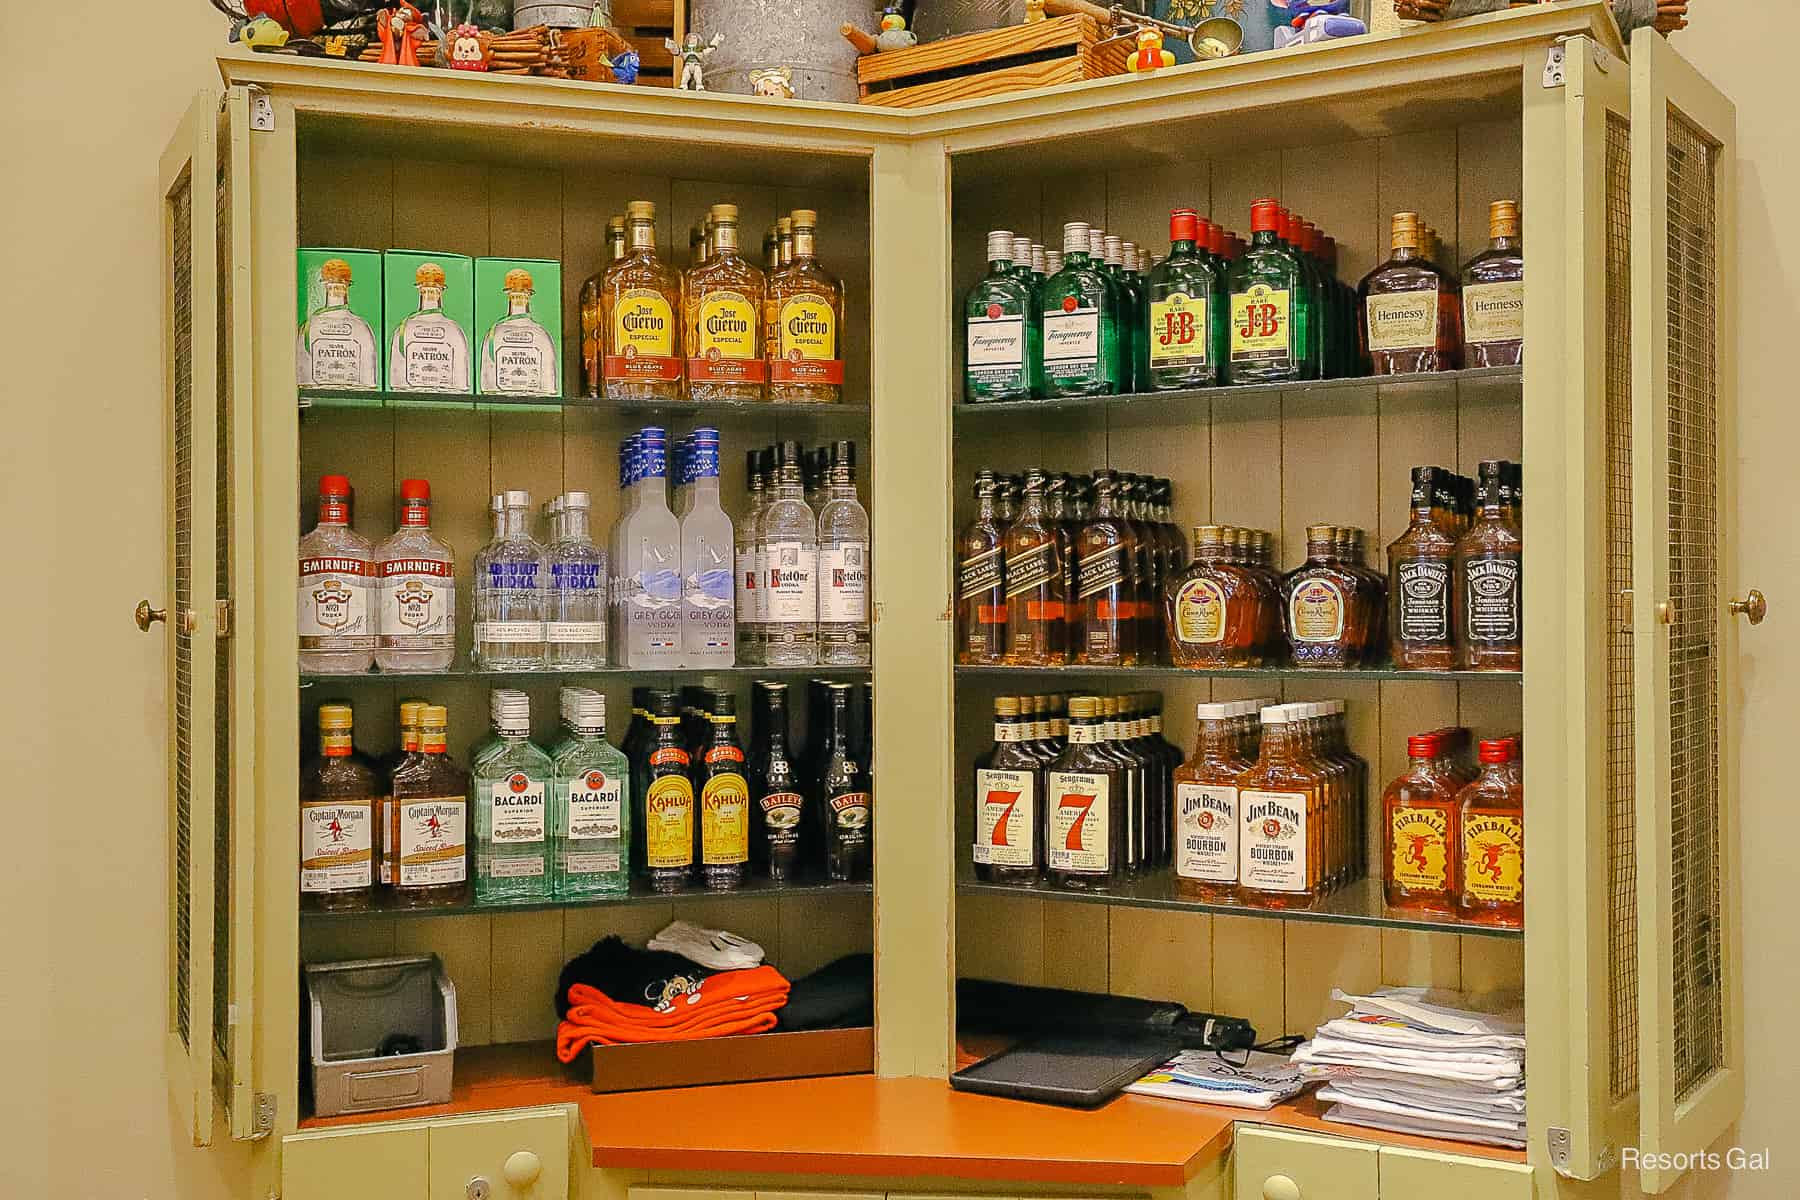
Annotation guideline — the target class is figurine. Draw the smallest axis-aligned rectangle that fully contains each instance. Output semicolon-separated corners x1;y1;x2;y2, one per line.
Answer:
1024;0;1046;22
1270;0;1365;48
1126;26;1176;71
377;2;428;66
665;30;723;91
447;22;487;70
750;65;797;99
237;14;291;49
874;5;917;51
611;47;641;84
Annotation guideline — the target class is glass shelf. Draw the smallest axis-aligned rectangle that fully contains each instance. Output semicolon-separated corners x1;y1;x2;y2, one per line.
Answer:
301;876;871;922
299;386;871;421
302;662;872;686
953;364;1522;420
954;664;1519;683
958;873;1520;939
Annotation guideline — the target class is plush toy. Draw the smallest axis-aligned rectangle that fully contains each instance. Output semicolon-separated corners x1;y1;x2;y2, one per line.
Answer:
1269;0;1366;48
447;22;486;70
238;14;291;48
1126;27;1176;71
750;65;797;98
1024;0;1046;21
376;2;427;66
875;7;917;51
611;47;641;84
665;30;722;90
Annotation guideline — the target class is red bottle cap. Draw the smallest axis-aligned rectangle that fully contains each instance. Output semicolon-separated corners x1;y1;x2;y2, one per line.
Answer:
319;474;351;497
1249;198;1282;233
1209;225;1228;256
400;478;432;501
1478;738;1512;763
1169;207;1200;242
1231;235;1247;258
1299;221;1319;253
1319;234;1340;267
1406;734;1439;758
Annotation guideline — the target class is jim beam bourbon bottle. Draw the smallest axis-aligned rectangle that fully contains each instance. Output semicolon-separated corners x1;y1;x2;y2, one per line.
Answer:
973;696;1044;883
1455;738;1523;928
956;470;1007;664
1387;466;1459;670
1002;470;1068;665
1454;460;1523;670
1460;201;1525;367
1046;696;1124;890
1236;705;1324;909
1382;732;1460;914
1174;702;1251;899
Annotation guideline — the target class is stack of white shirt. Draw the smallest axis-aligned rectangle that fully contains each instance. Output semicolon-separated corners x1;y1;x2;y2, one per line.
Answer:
1292;987;1526;1149
1125;1050;1311;1110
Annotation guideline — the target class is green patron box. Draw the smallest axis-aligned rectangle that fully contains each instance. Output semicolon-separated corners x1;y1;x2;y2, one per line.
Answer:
383;250;474;393
475;257;562;397
297;248;382;389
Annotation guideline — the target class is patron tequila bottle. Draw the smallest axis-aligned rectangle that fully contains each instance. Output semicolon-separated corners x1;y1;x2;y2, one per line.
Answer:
760;440;819;666
300;704;377;912
1227;200;1315;383
1460;200;1525;367
684;203;766;401
552;691;630;898
817;440;871;665
297;258;377;388
678;427;735;667
480;269;558;396
388;262;470;392
472;690;552;905
768;209;845;403
374;478;455;672
389;704;470;908
546;490;607;668
602;200;683;402
1041;223;1120;397
298;474;375;674
1144;208;1224;391
473;489;547;670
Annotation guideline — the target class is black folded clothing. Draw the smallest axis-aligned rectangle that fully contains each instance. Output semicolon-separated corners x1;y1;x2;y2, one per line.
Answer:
775;953;873;1030
555;935;715;1019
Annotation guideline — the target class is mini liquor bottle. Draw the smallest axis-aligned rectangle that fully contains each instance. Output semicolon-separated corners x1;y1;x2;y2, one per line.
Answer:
1144;208;1225;391
1282;524;1364;668
601;199;683;402
768;209;845;403
1040;223;1121;397
1382;733;1460;914
1174;702;1251;899
1072;471;1137;666
964;230;1038;403
973;696;1044;883
1227;200;1315;383
297;258;378;389
471;690;552;905
817;440;871;665
1454;460;1523;670
817;683;872;882
1461;200;1525;367
389;262;471;392
375;478;455;672
300;704;377;912
1455;739;1523;928
1287;214;1332;379
1002;469;1067;665
1096;697;1146;875
752;682;806;880
388;704;469;909
480;269;559;396
1387;466;1459;670
637;690;695;892
957;469;1008;664
579;217;619;396
698;693;751;890
551;692;630;898
299;475;376;674
684;203;766;401
1358;212;1461;375
473;489;547;670
547;490;607;668
1235;705;1324;909
1045;696;1124;890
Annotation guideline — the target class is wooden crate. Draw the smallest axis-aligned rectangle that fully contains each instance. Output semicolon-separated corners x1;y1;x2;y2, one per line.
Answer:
855;15;1129;109
611;0;685;87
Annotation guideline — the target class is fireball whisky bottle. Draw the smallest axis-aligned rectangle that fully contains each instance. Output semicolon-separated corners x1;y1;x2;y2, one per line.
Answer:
1382;733;1459;914
1455;739;1523;928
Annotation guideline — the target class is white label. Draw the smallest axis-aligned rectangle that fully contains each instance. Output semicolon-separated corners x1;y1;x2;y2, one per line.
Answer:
1175;783;1238;884
1043;308;1100;366
301;803;372;893
819;543;869;624
974;768;1036;867
487;853;546;878
563;850;622;874
404;334;457;388
494;339;549;393
310;335;366;385
475;620;545;643
1046;771;1110;873
378;572;453;641
565;769;623;841
298;557;374;647
545;621;606;644
764;542;818;623
1463;280;1525;344
488;774;547;844
966;315;1025;368
1241;789;1307;893
397;799;467;887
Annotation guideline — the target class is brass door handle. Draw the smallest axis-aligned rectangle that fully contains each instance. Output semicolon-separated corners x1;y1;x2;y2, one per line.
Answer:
1730;589;1767;625
135;600;166;631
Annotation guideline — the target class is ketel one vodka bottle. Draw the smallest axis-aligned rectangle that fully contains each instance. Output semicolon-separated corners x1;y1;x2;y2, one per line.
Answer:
761;440;820;666
1040;223;1121;398
374;478;455;672
616;428;683;667
698;693;752;890
816;440;871;665
389;261;471;392
474;490;547;670
964;230;1037;402
546;491;608;668
973;696;1043;883
637;690;696;892
735;447;771;665
752;682;806;880
817;683;872;882
1045;695;1122;890
298;474;376;673
678;427;736;667
552;691;630;898
471;690;552;905
480;269;559;396
296;258;378;389
299;704;377;912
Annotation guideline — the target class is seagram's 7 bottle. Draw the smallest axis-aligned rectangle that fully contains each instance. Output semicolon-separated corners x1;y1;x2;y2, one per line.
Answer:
760;441;819;666
816;440;870;665
679;427;736;667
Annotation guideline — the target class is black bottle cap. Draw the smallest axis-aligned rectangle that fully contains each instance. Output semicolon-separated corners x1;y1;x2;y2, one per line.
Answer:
712;692;737;717
651;690;682;717
1479;458;1504;481
746;448;761;477
831;439;856;468
777;440;803;467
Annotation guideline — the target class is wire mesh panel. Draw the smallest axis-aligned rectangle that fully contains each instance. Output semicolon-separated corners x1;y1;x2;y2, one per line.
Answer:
212;142;234;1073
170;166;195;1049
1663;110;1723;1102
1604;111;1640;1102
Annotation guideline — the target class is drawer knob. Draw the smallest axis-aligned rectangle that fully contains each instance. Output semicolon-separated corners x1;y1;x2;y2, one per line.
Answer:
1262;1174;1302;1200
503;1150;543;1187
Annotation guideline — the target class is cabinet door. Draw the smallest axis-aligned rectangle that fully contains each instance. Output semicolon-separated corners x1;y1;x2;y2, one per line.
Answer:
429;1109;571;1200
1628;26;1743;1195
1377;1146;1532;1200
1232;1125;1378;1200
627;1189;754;1200
282;1126;429;1200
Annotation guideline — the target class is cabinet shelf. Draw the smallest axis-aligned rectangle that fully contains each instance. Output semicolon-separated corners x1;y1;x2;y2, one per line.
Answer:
302;663;872;687
958;874;1520;939
953;365;1521;421
301;876;871;922
954;664;1519;684
299;386;872;422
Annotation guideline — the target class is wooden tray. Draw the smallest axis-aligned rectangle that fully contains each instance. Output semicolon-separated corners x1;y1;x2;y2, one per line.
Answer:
855;15;1130;109
588;1026;874;1093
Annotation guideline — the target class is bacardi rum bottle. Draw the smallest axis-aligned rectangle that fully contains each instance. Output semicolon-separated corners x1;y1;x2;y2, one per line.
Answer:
1041;223;1121;397
300;704;377;912
1460;200;1525;367
298;474;376;674
374;478;455;672
471;690;552;905
479;269;559;396
389;262;471;392
297;258;377;389
552;691;629;898
602;199;684;402
817;440;871;665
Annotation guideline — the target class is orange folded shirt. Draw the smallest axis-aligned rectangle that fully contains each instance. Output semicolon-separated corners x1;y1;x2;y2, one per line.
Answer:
556;964;791;1062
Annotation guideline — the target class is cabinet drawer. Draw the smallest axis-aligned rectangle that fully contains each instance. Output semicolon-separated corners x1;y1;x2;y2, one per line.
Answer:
1233;1125;1379;1200
1378;1146;1533;1200
429;1109;570;1200
627;1190;754;1200
282;1125;429;1200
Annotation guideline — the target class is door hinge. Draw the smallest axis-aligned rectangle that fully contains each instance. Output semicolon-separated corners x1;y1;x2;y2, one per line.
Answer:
216;599;234;639
1543;35;1612;89
248;86;275;132
1546;1127;1613;1179
251;1092;276;1140
1542;43;1568;88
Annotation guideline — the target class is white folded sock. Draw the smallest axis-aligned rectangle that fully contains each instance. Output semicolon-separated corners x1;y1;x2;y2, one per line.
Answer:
648;919;766;970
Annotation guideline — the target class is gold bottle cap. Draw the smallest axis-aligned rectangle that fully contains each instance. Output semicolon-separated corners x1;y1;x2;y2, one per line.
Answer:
503;267;534;293
790;208;818;229
419;704;448;729
1306;522;1336;542
1194;523;1226;547
1489;199;1520;238
607;214;625;232
414;262;446;288
994;696;1021;717
1390;211;1420;250
776;216;793;235
709;203;740;224
1067;695;1099;719
318;704;353;731
627;199;656;220
320;258;353;284
398;700;427;726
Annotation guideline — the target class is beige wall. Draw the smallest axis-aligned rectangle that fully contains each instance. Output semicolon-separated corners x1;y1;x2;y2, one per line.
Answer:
1;6;1793;1198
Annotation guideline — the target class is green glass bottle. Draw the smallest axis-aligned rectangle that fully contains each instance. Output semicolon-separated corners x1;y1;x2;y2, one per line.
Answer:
551;691;630;898
1227;199;1317;384
1143;207;1224;390
963;229;1037;403
1105;235;1147;393
1041;222;1121;397
1088;228;1130;392
1285;212;1328;382
1013;235;1047;396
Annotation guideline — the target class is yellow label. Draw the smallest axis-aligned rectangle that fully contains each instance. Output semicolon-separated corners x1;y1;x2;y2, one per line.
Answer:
1365;290;1440;351
1229;285;1291;359
1288;579;1345;643
644;774;695;869
1173;577;1226;644
1461;813;1523;902
700;772;750;865
1463;281;1525;344
611;288;674;357
1389;807;1450;890
778;295;837;360
697;291;758;361
1149;292;1207;365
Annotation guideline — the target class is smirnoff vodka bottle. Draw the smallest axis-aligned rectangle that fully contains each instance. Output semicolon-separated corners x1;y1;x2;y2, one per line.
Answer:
816;440;870;665
298;474;376;673
374;478;456;672
680;427;736;667
760;440;818;666
547;491;607;668
473;490;547;670
617;427;682;667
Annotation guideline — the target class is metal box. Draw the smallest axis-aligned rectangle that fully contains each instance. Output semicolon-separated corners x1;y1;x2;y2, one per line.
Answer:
305;955;458;1117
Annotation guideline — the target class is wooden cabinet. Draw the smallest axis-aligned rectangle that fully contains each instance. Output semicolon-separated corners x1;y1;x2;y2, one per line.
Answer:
282;1125;430;1200
429;1110;571;1200
1378;1145;1533;1200
1233;1127;1380;1200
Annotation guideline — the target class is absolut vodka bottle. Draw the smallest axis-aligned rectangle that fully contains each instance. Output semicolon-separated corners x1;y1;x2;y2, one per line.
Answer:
472;690;553;905
680;427;736;667
473;490;547;670
547;490;608;668
618;427;683;667
816;440;870;665
760;440;819;666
